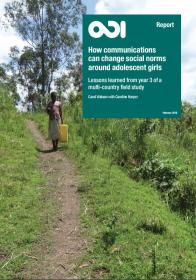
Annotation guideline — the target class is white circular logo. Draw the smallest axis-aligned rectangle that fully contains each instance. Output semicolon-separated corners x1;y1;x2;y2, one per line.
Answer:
88;21;126;39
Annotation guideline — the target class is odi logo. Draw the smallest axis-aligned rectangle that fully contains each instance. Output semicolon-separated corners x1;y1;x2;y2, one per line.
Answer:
88;21;126;39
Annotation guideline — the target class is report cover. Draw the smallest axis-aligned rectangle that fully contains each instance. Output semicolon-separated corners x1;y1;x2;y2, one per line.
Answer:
0;1;195;279
83;14;181;118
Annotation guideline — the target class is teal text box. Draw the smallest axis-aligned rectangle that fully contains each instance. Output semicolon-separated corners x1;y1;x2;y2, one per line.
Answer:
83;15;181;118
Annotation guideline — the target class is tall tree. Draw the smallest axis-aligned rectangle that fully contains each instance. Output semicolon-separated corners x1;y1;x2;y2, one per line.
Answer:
0;63;19;105
68;54;82;93
9;46;43;109
5;0;85;103
55;53;82;99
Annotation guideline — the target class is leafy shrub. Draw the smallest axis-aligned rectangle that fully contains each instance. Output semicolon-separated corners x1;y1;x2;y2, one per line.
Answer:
101;215;118;250
135;156;196;217
180;132;196;150
102;229;117;249
135;155;182;192
168;173;196;216
132;120;152;163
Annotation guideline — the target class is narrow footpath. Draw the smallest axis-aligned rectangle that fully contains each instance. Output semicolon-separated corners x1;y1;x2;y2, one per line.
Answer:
24;120;86;279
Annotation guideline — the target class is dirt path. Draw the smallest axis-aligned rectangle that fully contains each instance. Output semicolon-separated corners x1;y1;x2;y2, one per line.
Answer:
24;120;86;279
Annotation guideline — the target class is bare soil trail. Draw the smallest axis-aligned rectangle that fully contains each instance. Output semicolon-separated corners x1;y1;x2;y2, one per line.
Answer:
24;120;86;279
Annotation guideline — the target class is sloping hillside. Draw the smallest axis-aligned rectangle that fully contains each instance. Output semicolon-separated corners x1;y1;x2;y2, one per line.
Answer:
0;87;47;279
33;106;196;280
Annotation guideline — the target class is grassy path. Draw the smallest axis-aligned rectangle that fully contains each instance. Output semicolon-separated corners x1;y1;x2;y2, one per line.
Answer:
31;113;196;279
23;120;86;279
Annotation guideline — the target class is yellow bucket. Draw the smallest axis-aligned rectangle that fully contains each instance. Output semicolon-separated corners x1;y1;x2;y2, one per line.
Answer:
59;124;68;142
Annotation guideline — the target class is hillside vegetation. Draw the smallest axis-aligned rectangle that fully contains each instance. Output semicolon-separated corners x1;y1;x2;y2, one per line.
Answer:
33;98;196;280
0;87;48;279
69;100;196;220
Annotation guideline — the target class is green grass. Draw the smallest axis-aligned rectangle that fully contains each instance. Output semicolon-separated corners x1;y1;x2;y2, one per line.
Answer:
57;101;196;219
32;111;196;280
0;87;50;279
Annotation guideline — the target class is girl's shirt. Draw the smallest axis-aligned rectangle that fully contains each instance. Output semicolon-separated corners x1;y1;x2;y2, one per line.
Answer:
47;101;61;120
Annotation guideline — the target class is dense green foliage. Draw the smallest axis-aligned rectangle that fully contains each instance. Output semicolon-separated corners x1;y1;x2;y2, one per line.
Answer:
33;105;196;280
63;100;196;220
0;87;48;279
5;0;85;109
1;85;195;279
